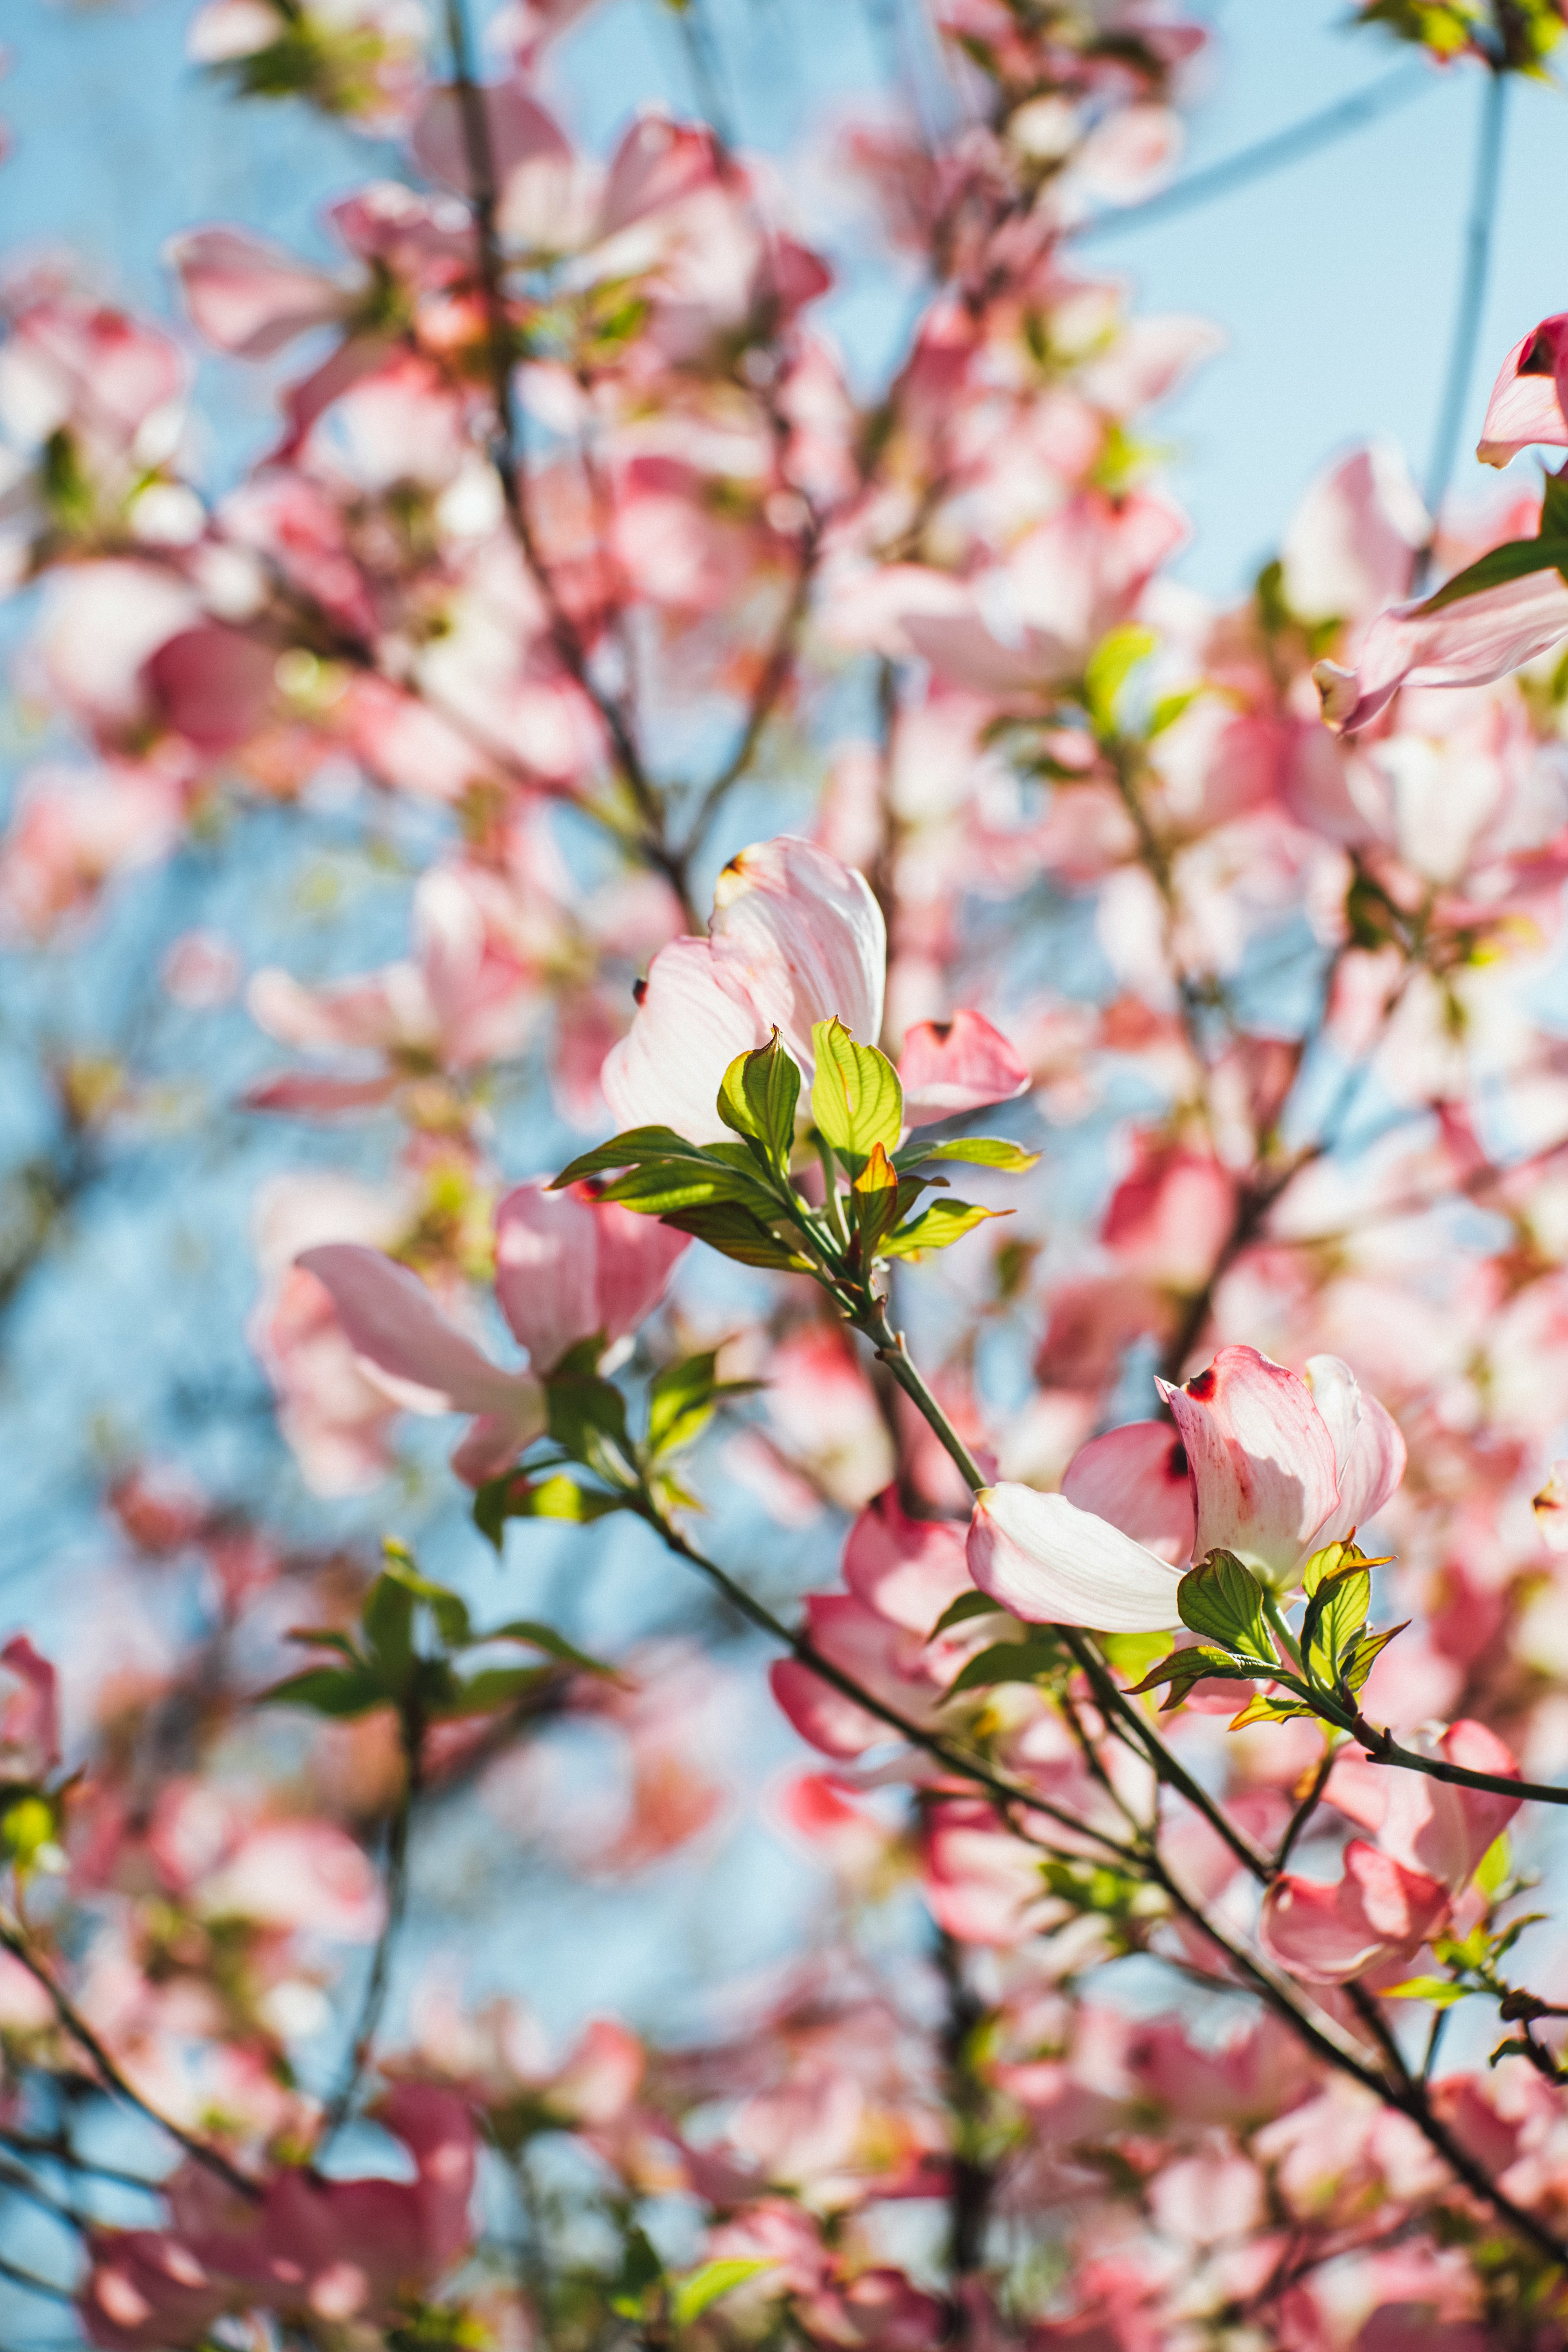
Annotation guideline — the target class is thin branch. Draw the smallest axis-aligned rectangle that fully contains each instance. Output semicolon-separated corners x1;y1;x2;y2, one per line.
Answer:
318;1713;422;2148
439;0;686;906
1416;62;1509;581
0;1919;261;2201
1274;1747;1337;1873
1073;65;1431;250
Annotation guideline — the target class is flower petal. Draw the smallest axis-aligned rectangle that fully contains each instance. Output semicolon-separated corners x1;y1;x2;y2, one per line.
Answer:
1315;564;1568;735
1061;1420;1195;1565
493;1179;686;1372
1157;1345;1339;1586
1302;1354;1405;1544
1477;316;1568;468
967;1483;1183;1632
297;1244;537;1421
898;1009;1030;1124
599;934;768;1144
709;835;885;1067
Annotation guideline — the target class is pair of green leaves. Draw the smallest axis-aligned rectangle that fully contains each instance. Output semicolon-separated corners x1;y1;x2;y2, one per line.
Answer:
1128;1538;1405;1729
262;1542;611;1725
608;2227;772;2335
473;1348;756;1548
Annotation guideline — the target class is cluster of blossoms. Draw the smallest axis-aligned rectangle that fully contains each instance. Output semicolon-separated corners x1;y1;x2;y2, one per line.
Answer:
10;0;1568;2347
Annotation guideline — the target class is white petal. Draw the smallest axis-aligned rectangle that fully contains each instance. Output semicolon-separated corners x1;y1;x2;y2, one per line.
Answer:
967;1483;1183;1633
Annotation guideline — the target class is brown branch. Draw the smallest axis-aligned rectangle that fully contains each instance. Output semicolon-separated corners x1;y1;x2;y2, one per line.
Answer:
0;1918;262;2201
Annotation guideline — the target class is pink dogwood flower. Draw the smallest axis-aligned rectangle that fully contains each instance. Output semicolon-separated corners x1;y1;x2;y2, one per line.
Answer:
81;2082;475;2350
1477;314;1568;468
967;1345;1405;1631
602;834;1029;1144
1315;567;1568;737
298;1178;686;1479
1261;1720;1519;1983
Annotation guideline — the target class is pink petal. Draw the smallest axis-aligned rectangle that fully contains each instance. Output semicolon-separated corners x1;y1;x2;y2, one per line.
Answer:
710;835;886;1069
1260;1840;1448;1984
1156;1345;1340;1586
1477;316;1568;467
898;1009;1030;1124
1301;1355;1405;1543
1279;441;1428;626
842;1488;972;1631
243;1072;401;1117
769;1595;916;1759
1315;564;1568;735
1061;1421;1195;1565
598;113;719;238
600;934;768;1144
165;227;349;360
143;625;277;754
493;1179;687;1371
967;1483;1183;1632
296;1244;539;1424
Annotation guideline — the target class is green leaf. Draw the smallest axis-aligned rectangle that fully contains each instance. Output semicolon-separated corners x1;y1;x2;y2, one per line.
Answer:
596;1160;780;1218
897;1136;1039;1172
285;1627;361;1660
927;1588;1008;1639
645;1352;758;1458
853;1141;903;1257
1226;1687;1317;1728
810;1018;903;1165
257;1665;388;1718
1127;1644;1255;1711
1084;624;1156;731
545;1368;633;1472
880;1199;1005;1260
485;1619;617;1675
717;1031;801;1170
944;1633;1064;1696
1542;464;1568;539
1418;537;1568;615
1301;1561;1370;1687
1341;1619;1408;1695
1385;1976;1472;2008
551;1126;717;1186
656;1199;810;1270
1099;1628;1175;1684
472;1470;626;1549
436;1664;555;1718
1476;1832;1512;1897
671;2258;774;2329
380;1550;472;1647
361;1573;415;1686
1176;1552;1275;1663
1148;687;1198;738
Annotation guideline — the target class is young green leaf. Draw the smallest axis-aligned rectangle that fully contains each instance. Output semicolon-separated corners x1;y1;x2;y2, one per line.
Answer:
544;1369;633;1471
1301;1561;1370;1686
852;1140;902;1257
880;1199;1005;1260
1084;623;1156;732
379;1551;472;1647
361;1573;415;1687
257;1664;388;1718
927;1589;1008;1640
1341;1619;1409;1695
810;1018;903;1164
1127;1645;1256;1711
1385;1976;1472;2008
944;1633;1064;1696
1176;1551;1274;1663
1227;1687;1316;1729
898;1135;1039;1173
485;1619;617;1675
645;1351;757;1459
472;1470;626;1550
716;1030;801;1169
551;1126;717;1186
670;2258;774;2329
655;1200;810;1270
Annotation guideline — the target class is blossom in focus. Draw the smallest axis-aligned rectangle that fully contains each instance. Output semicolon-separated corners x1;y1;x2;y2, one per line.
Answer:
603;833;1028;1144
967;1344;1405;1630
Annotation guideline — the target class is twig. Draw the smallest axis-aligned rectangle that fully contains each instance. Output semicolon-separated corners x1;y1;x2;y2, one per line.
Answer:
1073;65;1431;250
318;1712;422;2147
0;1919;261;2201
1415;62;1509;583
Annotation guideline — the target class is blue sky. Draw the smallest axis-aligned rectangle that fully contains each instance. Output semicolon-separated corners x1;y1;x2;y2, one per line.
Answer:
5;0;1568;594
